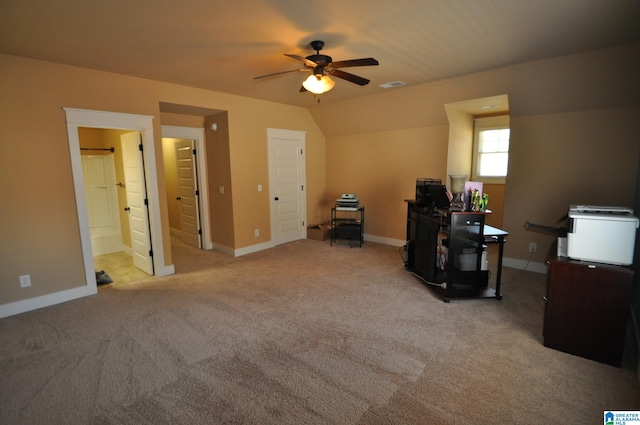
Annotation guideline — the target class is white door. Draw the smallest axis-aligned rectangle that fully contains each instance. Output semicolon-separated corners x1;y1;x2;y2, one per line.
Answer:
175;139;202;248
268;129;306;245
81;154;122;255
81;154;119;229
121;131;154;275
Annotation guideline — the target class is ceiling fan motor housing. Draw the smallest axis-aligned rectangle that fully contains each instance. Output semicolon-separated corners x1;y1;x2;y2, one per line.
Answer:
307;54;332;68
307;40;331;67
310;40;324;51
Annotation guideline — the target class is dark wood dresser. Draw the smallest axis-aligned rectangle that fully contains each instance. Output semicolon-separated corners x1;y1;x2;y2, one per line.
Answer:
544;250;634;367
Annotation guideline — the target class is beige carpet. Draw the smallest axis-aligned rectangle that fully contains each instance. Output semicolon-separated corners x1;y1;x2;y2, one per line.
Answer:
1;239;638;424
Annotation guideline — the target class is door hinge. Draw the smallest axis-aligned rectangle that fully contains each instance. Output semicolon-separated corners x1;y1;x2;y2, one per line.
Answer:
144;198;148;206
302;220;305;227
192;149;196;155
149;250;153;257
198;229;202;235
138;144;143;152
195;189;199;196
301;185;304;191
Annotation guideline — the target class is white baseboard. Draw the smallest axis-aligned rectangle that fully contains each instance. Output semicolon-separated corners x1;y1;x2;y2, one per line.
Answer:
503;257;547;274
210;243;235;257
364;234;406;247
209;241;277;257
233;240;277;257
156;264;175;277
0;285;97;319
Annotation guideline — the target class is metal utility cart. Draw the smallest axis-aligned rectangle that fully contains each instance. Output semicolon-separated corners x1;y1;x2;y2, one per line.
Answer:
331;205;364;247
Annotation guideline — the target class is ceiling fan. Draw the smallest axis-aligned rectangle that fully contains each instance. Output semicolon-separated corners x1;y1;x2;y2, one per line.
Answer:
254;40;379;95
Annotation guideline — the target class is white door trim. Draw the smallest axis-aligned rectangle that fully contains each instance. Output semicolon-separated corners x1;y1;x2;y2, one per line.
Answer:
64;108;174;277
161;125;212;249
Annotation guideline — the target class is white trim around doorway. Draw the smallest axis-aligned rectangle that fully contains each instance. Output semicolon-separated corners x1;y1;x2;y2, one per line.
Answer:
161;125;213;250
64;108;174;278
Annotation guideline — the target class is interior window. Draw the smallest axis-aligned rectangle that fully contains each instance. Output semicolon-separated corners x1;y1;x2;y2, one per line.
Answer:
472;115;510;183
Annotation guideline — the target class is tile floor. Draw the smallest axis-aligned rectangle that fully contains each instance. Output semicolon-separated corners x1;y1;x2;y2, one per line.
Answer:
93;251;150;287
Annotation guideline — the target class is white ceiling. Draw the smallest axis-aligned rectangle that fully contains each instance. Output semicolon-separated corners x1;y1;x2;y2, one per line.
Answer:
2;0;639;108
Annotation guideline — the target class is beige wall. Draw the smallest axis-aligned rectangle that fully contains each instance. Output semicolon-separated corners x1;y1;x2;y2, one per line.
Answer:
326;126;449;240
505;107;640;261
482;184;505;229
316;43;640;264
204;112;235;249
0;53;325;308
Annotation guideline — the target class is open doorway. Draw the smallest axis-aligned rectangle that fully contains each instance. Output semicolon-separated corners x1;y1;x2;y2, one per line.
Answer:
78;127;154;286
161;125;212;250
78;128;154;286
64;108;174;293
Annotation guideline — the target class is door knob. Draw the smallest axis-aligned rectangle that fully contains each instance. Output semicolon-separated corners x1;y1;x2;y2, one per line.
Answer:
124;207;130;212
176;196;181;201
274;197;279;201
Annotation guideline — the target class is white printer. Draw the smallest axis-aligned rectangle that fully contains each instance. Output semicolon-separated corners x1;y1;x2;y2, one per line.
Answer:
336;193;360;210
567;205;638;266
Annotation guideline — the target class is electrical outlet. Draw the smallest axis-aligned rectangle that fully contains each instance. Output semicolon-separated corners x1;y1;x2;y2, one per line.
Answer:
255;229;260;237
19;274;31;288
529;242;537;253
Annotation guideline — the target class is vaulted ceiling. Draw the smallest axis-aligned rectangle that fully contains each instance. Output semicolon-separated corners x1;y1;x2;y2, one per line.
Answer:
1;0;639;108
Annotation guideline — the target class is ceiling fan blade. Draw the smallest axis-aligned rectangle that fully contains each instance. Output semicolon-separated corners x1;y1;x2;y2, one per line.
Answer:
329;58;379;68
254;69;308;80
328;69;370;86
284;53;317;68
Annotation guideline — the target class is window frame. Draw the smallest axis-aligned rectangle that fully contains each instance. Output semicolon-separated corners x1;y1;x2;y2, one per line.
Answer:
471;115;510;184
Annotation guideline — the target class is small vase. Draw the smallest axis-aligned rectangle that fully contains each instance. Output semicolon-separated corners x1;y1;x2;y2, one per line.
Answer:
449;175;467;210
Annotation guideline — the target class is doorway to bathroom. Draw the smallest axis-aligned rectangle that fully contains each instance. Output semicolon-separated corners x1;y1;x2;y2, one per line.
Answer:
78;127;152;286
64;108;174;293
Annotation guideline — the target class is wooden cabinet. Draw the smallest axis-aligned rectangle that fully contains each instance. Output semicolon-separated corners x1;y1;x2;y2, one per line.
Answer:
544;254;634;367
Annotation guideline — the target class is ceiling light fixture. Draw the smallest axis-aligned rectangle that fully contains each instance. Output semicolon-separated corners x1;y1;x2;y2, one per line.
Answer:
302;67;335;94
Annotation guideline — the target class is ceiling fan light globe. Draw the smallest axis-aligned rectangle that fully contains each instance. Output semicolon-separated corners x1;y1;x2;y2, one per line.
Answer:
302;74;335;94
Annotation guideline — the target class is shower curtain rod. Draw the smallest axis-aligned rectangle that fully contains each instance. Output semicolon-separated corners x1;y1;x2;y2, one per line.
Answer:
80;147;115;152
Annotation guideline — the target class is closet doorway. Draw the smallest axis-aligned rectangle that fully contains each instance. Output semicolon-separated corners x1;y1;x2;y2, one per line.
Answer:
161;125;212;251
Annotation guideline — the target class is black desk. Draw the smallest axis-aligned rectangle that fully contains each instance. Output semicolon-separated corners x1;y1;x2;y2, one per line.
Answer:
483;225;509;300
404;200;508;301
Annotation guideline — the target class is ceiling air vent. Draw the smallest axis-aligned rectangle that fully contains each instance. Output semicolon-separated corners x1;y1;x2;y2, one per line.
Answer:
379;81;406;89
